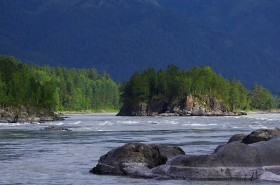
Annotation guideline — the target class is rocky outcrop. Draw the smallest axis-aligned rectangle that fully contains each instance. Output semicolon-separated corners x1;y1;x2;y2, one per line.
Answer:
0;106;64;123
117;95;243;116
92;128;280;181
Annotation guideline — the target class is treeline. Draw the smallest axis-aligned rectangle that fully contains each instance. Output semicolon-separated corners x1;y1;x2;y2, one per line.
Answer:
0;56;120;111
121;65;276;111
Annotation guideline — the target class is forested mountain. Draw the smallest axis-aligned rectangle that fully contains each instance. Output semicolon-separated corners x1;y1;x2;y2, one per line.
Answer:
0;56;120;112
0;0;280;92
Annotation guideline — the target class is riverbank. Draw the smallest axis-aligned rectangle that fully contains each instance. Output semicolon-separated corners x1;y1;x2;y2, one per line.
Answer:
247;109;280;114
0;106;120;123
0;106;64;123
56;109;118;115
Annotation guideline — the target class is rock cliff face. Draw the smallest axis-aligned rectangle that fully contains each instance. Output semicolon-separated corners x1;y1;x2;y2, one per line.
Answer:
117;95;244;116
91;128;280;181
0;106;63;123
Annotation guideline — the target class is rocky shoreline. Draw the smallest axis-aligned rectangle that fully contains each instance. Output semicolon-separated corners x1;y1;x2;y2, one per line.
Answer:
91;128;280;181
0;106;64;123
117;95;246;116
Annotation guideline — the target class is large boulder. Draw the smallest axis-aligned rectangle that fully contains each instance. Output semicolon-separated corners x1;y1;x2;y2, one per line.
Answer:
227;134;246;144
90;143;185;177
153;138;280;180
242;128;280;144
92;128;280;181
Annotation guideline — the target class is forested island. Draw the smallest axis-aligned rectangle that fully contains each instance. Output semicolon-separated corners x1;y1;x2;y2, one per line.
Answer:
0;55;279;122
118;65;277;116
0;56;120;123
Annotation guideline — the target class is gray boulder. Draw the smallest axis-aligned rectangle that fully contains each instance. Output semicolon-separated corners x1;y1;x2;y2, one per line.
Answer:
153;139;280;180
90;143;185;177
242;128;280;144
92;128;280;181
228;134;246;144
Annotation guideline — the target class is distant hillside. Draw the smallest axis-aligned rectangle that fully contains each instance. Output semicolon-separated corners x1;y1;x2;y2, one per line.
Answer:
0;0;280;92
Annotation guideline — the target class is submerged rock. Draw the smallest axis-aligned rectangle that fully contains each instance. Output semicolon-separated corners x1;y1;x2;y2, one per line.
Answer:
92;128;280;181
41;125;72;131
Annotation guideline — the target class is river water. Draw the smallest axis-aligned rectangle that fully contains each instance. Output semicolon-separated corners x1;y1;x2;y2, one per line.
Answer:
0;113;280;185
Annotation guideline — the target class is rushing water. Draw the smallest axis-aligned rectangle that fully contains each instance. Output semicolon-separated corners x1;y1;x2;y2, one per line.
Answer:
0;113;280;185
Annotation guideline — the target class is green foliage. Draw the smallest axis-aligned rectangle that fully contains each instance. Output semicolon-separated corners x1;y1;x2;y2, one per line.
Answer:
121;65;266;111
276;96;280;109
249;83;276;110
229;80;250;111
0;77;7;106
0;56;120;111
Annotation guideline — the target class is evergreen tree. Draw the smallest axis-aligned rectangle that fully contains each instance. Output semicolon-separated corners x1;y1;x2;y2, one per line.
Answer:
249;83;276;110
0;77;7;107
120;64;263;112
0;55;120;112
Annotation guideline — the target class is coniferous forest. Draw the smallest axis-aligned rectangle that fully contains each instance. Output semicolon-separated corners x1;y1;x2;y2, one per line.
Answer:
0;56;277;113
0;56;120;112
121;65;276;112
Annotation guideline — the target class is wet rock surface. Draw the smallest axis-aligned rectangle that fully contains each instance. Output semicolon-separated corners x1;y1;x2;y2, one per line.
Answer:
242;128;280;144
90;143;185;177
227;134;246;143
92;128;280;181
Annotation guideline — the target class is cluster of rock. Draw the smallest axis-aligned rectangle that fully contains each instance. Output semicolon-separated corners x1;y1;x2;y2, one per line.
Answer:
117;95;246;116
91;128;280;181
0;106;64;123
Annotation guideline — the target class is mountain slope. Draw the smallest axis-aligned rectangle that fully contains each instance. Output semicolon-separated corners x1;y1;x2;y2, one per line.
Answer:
0;0;279;92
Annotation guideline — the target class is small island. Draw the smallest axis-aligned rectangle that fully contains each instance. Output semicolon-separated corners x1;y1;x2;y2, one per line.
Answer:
117;65;276;116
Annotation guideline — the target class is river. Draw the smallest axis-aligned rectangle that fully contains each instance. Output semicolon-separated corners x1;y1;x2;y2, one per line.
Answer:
0;113;279;184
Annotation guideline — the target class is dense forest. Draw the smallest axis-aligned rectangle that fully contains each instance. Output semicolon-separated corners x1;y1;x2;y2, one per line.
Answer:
121;65;276;112
0;56;120;112
0;56;277;114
